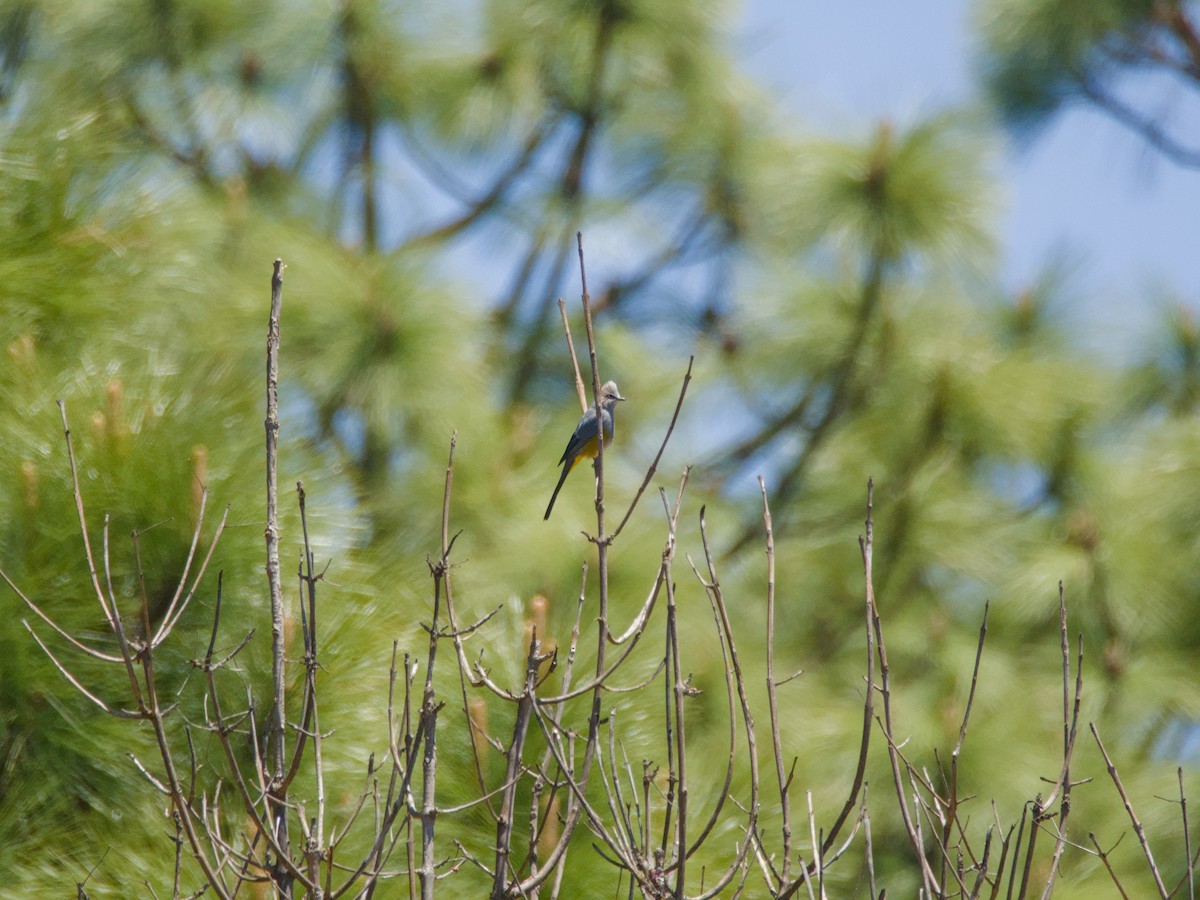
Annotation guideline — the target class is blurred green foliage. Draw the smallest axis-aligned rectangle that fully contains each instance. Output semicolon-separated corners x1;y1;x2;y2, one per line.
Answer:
0;0;1199;896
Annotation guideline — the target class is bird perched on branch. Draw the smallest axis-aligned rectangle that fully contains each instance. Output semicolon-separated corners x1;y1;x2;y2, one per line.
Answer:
544;381;625;520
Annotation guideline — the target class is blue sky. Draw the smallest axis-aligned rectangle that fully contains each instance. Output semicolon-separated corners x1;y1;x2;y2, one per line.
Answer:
737;0;1200;352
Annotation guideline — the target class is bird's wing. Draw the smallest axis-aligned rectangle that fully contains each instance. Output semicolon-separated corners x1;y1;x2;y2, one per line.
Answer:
559;407;600;464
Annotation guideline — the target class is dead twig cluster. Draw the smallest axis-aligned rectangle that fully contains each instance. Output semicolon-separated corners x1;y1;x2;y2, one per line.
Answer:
3;247;1194;898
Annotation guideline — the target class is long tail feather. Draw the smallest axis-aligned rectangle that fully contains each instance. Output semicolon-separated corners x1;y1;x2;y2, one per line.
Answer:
544;462;573;520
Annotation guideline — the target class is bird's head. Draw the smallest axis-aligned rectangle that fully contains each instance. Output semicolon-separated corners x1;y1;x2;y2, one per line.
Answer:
600;381;625;406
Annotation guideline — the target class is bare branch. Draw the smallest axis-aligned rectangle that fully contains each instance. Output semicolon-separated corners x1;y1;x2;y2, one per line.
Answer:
557;297;589;414
865;477;942;893
21;620;140;718
1;568;123;662
263;257;291;892
58;401;122;633
1091;723;1170;897
610;355;694;541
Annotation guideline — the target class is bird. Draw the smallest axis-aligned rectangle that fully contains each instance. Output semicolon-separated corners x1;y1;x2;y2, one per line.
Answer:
544;381;625;520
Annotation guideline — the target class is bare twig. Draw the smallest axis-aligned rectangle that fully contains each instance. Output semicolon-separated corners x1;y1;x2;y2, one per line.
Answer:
1039;584;1085;900
762;475;795;885
20;621;139;718
263;257;291;895
2;568;122;662
1089;832;1134;900
58;401;122;636
1091;723;1170;897
665;518;689;896
681;505;761;900
417;433;458;900
942;601;989;890
491;632;552;898
866;477;941;894
557;297;589;414
1182;768;1195;900
610;356;694;541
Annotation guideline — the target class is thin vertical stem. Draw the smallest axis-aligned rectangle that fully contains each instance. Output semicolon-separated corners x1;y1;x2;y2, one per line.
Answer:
264;258;291;894
762;476;792;884
419;433;457;900
1091;723;1169;898
1182;768;1195;900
